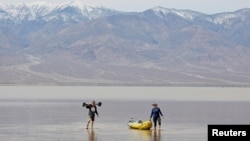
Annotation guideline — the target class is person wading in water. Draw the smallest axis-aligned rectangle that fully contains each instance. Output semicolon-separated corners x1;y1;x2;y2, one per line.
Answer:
150;103;164;130
85;100;99;129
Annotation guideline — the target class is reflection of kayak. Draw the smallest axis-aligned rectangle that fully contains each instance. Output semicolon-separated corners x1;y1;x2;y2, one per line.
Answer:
128;119;152;130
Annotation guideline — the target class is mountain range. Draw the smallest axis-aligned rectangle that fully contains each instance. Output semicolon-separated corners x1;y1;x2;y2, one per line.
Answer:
0;1;250;86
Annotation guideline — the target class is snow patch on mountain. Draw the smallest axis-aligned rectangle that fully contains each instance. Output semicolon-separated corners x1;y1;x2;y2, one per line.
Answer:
0;1;122;23
206;8;249;26
150;6;203;21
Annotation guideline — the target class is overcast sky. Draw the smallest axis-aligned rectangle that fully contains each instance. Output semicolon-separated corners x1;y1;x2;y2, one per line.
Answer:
0;0;249;14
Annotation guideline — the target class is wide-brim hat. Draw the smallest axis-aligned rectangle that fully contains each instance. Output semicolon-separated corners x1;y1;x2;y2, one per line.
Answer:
152;103;158;106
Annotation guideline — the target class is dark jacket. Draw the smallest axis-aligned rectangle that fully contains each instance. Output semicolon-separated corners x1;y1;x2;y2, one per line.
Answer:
150;107;163;118
86;104;98;117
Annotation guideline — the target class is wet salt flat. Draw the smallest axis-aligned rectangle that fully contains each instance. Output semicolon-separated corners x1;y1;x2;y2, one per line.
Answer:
0;86;250;141
0;99;250;141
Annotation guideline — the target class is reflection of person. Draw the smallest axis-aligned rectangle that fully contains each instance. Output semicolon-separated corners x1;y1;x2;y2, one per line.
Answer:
85;100;99;129
152;130;161;141
87;129;96;141
150;103;163;129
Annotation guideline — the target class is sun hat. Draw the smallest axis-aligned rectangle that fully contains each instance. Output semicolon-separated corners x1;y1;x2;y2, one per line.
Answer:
152;103;158;106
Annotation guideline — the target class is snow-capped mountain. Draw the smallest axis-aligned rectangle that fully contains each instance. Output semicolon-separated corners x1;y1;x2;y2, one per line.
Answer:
0;2;250;86
145;6;250;27
206;8;250;26
145;6;205;21
0;1;249;25
0;1;122;23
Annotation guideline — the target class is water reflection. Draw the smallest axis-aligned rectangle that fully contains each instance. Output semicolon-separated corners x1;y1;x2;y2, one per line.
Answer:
87;129;97;141
138;130;151;141
151;130;161;141
137;130;161;141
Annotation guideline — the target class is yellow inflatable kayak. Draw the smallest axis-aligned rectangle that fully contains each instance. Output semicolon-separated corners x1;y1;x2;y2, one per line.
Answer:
128;119;152;130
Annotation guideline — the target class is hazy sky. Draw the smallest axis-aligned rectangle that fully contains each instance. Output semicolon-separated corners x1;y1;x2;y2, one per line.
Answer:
0;0;249;14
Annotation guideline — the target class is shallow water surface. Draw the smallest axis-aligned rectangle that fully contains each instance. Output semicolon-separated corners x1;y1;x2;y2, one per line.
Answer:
0;99;249;141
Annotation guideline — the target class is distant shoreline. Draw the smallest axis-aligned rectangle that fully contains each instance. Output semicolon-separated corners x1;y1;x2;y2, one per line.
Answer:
0;84;250;87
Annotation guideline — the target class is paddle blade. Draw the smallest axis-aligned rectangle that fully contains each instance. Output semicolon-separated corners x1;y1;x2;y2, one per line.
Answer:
82;102;86;107
97;102;102;107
